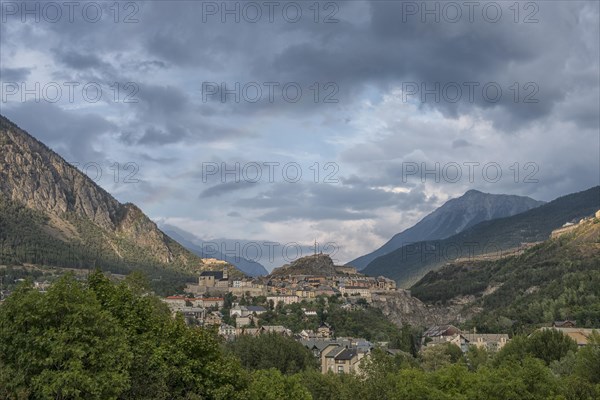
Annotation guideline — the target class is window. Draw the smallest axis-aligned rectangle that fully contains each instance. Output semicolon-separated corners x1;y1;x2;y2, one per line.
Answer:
337;366;344;374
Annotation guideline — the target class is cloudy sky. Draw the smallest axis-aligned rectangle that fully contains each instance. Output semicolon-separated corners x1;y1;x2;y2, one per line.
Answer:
1;0;598;269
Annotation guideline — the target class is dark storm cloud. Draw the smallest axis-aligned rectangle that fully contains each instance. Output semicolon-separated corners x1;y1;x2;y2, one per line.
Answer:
232;181;435;222
53;49;111;71
0;67;32;81
137;125;189;145
263;1;597;130
1;102;115;163
10;0;592;146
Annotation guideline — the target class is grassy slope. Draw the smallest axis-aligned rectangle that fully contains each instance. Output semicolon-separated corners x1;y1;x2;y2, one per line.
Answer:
411;215;600;331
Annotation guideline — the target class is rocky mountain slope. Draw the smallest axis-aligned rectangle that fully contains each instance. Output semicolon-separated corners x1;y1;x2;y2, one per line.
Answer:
410;209;600;331
349;190;544;270
363;186;600;287
0;115;233;287
270;253;339;276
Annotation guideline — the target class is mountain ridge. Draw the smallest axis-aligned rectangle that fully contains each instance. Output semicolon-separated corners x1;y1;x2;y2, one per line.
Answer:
349;190;545;269
362;185;600;287
0;114;238;289
160;224;269;277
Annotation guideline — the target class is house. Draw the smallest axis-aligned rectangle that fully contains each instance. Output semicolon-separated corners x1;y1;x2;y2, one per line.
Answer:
247;305;267;315
553;320;577;328
260;325;292;336
239;327;261;336
230;305;246;318
462;333;509;351
423;325;461;339
423;329;510;353
321;344;369;374
423;334;469;352
198;269;229;288
541;327;599;346
186;269;230;295
179;307;206;325
299;330;318;340
300;339;337;358
235;315;254;328
219;323;236;338
189;297;224;309
317;322;333;338
376;277;396;291
315;285;336;297
267;295;300;306
162;296;188;312
205;311;223;326
339;286;372;300
230;304;267;318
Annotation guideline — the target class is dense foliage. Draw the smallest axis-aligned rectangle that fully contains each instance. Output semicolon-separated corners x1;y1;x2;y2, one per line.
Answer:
250;295;420;355
225;333;319;374
1;272;599;399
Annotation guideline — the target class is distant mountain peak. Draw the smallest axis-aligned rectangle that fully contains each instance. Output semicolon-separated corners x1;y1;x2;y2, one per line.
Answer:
348;189;545;270
464;189;484;195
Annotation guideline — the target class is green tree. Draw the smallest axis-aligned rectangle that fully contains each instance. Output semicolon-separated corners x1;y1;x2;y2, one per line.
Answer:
420;345;452;372
87;270;248;400
247;369;312;400
226;333;318;374
465;345;489;371
0;276;132;400
527;329;578;365
574;331;600;384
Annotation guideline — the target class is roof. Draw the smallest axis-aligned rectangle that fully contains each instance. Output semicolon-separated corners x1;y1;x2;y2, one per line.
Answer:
541;327;599;345
335;348;358;361
200;271;224;279
247;306;267;312
462;333;509;342
300;339;340;352
423;325;460;337
553;320;577;327
261;325;290;333
325;346;344;358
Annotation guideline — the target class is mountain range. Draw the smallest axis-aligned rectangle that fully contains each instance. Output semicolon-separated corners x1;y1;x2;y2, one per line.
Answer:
160;224;269;277
0;115;236;293
362;186;600;287
349;190;545;270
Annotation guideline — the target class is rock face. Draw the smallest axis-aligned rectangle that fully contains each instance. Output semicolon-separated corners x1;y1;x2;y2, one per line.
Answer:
270;253;337;276
349;190;545;270
371;290;470;328
0;115;207;273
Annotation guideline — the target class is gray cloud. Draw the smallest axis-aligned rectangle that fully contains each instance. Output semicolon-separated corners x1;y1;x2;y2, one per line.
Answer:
200;181;259;198
1;0;597;262
0;67;32;81
1;102;115;163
